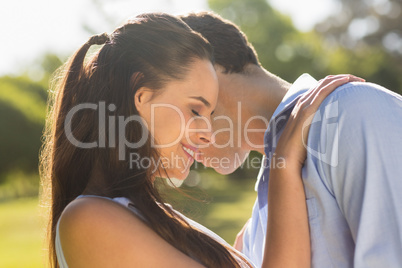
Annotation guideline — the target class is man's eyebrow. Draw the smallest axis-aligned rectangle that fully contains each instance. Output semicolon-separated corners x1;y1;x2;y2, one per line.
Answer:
190;96;211;108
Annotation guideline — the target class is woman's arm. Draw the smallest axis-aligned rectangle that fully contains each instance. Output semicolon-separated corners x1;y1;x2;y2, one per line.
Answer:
262;75;365;268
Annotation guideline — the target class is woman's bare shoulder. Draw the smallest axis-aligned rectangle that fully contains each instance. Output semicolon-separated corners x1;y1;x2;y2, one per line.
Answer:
59;196;135;228
58;196;204;268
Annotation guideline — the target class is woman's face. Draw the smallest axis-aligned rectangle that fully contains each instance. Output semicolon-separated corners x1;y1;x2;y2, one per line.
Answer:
136;59;218;180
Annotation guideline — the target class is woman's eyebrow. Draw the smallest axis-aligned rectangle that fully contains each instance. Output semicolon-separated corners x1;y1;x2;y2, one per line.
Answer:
189;96;211;108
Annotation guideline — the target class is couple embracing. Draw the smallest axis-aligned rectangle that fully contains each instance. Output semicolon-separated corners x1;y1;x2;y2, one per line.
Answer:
41;11;402;268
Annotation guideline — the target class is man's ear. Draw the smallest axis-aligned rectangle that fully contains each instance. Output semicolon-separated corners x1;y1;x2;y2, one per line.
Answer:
134;87;154;114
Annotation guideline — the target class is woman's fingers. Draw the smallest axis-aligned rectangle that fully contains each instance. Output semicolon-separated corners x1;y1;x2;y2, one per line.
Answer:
282;74;365;166
300;75;363;139
304;74;365;110
310;76;349;106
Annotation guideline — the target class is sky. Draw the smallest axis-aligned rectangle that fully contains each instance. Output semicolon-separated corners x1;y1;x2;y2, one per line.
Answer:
0;0;338;77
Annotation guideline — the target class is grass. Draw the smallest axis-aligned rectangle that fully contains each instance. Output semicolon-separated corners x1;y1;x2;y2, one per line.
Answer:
0;170;258;267
0;197;45;268
0;171;40;202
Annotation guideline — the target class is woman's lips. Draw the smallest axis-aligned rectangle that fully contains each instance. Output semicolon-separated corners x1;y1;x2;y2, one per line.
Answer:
181;143;197;161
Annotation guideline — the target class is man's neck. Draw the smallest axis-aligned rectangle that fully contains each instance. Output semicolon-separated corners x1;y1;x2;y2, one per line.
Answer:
220;64;290;154
245;65;290;121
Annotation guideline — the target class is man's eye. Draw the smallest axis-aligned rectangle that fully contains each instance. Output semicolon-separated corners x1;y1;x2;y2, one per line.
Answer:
191;109;201;116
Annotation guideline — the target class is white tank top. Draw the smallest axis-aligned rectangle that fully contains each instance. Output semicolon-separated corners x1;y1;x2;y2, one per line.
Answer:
55;195;255;267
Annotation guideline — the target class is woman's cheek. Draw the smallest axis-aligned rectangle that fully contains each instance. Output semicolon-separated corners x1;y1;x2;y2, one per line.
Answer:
183;116;198;140
160;112;188;146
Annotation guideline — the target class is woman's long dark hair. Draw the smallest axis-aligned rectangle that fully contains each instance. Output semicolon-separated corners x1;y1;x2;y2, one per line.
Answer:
40;13;251;268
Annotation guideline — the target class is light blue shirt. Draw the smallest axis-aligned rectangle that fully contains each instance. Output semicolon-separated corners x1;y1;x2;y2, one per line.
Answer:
242;74;402;267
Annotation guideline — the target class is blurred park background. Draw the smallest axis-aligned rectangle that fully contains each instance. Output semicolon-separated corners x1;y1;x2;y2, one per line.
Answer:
1;0;401;266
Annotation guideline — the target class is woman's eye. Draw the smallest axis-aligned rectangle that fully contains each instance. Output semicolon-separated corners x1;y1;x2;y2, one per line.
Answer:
191;109;201;117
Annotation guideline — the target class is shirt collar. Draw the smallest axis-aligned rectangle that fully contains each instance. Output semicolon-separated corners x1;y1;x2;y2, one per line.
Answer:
271;73;319;119
256;74;318;191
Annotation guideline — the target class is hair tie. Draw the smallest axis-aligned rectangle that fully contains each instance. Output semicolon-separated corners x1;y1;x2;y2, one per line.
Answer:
87;32;110;46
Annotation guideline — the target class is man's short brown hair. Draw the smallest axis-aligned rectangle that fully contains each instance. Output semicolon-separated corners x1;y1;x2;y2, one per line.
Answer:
180;12;260;73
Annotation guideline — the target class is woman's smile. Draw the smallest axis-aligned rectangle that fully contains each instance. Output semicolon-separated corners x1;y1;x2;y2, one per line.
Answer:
181;143;198;163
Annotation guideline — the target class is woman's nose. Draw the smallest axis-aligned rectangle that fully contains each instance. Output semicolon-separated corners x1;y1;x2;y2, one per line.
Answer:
197;129;215;145
189;117;215;145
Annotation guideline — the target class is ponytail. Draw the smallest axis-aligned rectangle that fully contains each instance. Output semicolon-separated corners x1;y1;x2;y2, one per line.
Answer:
41;32;110;268
62;32;110;101
86;32;110;46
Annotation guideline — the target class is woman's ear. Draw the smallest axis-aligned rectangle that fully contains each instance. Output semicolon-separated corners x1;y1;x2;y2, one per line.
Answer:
134;87;154;114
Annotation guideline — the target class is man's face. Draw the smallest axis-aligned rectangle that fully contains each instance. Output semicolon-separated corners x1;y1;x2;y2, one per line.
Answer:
196;71;251;174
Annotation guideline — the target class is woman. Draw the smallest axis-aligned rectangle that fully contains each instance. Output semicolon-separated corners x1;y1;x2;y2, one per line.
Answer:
41;12;250;268
40;12;361;267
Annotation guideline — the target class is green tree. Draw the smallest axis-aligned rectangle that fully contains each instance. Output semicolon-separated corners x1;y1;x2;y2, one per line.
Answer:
209;0;402;94
316;0;402;93
0;53;62;182
0;76;47;181
209;0;333;82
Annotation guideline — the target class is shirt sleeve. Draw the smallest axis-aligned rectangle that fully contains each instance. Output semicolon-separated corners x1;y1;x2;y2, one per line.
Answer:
316;82;402;267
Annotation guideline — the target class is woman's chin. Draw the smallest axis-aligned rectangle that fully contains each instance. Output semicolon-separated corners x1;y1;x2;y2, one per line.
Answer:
164;168;189;187
171;168;190;181
160;167;190;182
166;177;185;187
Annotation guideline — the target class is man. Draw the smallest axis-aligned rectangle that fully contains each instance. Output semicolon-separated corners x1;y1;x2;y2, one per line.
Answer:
181;12;402;267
